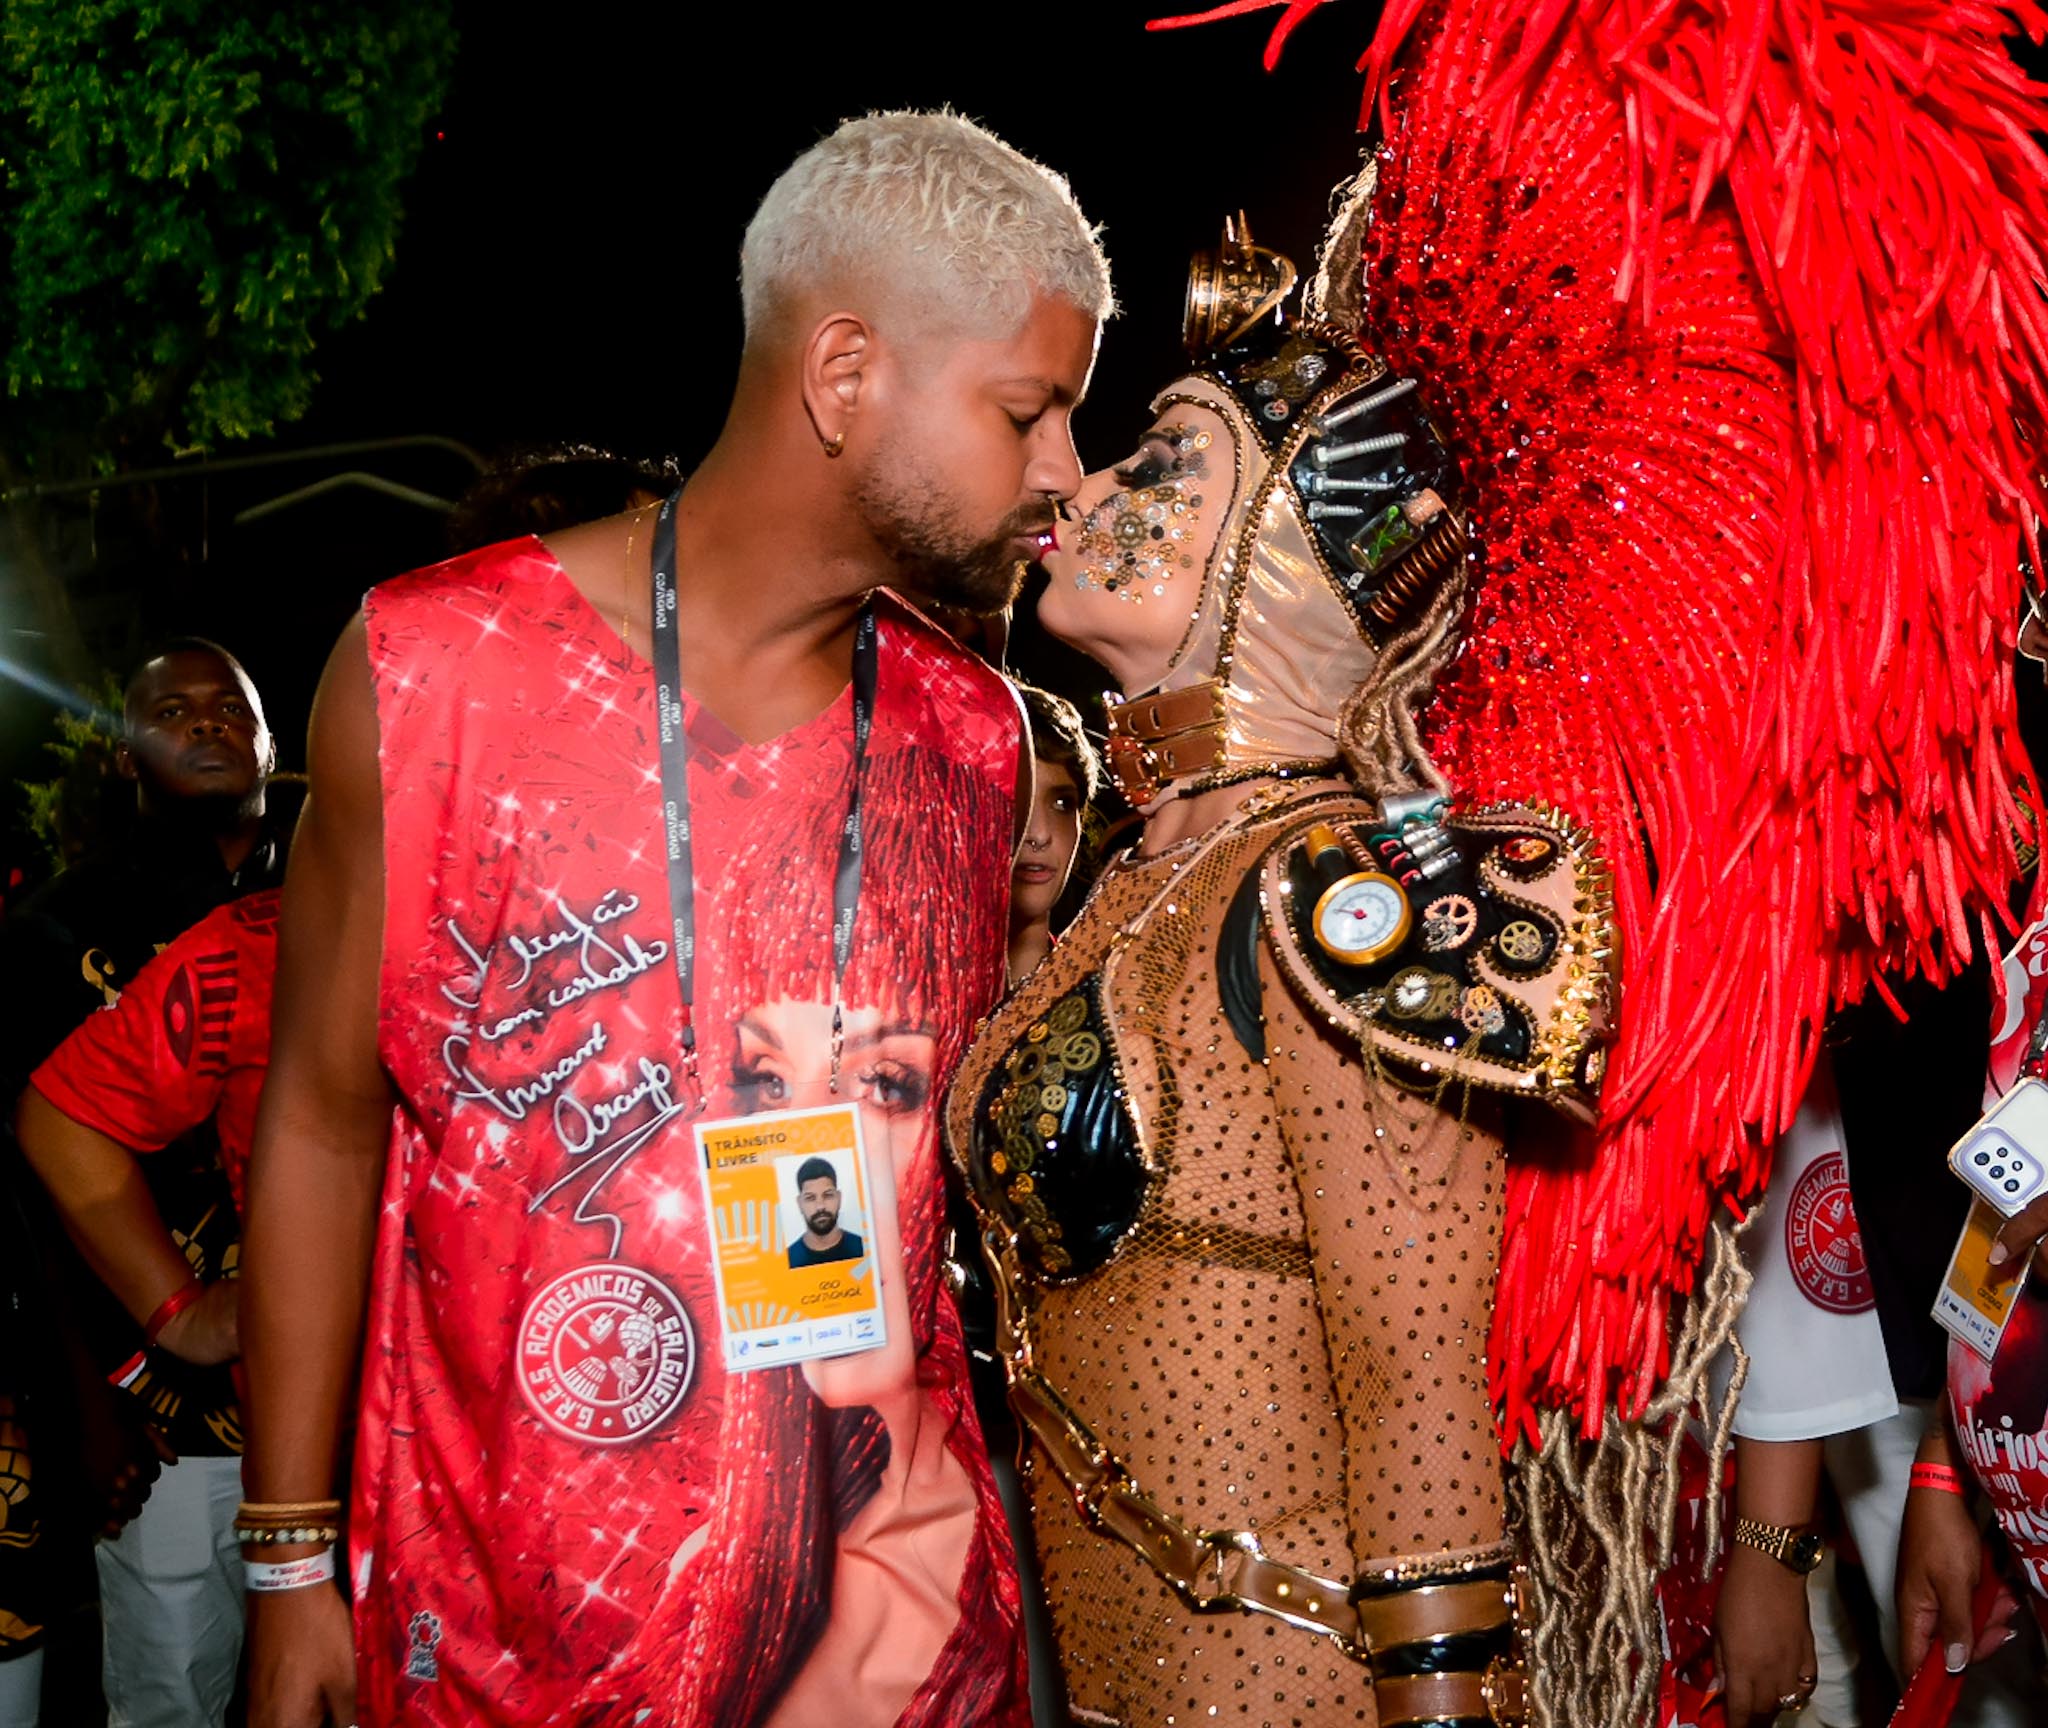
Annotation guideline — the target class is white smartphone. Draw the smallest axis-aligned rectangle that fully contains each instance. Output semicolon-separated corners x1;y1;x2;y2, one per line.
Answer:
1949;1075;2048;1217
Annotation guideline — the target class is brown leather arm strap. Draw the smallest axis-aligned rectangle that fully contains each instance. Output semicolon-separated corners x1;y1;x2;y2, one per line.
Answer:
1373;1662;1526;1726
1351;1577;1516;1651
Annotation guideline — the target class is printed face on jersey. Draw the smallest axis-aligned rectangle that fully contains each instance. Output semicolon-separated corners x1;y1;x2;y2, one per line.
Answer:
729;999;939;1130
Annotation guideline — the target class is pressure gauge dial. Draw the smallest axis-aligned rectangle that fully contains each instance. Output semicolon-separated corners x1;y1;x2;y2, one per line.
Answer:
1312;871;1413;966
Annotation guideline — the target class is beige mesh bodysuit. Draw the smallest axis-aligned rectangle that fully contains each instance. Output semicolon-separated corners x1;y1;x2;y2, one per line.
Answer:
947;785;1611;1727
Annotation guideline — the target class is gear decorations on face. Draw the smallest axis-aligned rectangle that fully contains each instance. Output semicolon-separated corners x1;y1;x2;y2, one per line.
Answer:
1072;425;1211;602
1098;213;1470;807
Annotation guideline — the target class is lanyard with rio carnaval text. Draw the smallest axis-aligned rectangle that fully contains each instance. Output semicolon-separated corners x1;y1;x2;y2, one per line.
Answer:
648;488;877;1091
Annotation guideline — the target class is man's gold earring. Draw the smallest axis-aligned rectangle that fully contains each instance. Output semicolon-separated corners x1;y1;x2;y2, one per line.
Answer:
821;432;845;459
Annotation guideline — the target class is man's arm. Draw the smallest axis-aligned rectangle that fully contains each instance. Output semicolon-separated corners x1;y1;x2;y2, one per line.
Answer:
241;614;391;1728
15;916;246;1362
14;1092;238;1364
1897;1398;2019;1677
1713;1436;1822;1726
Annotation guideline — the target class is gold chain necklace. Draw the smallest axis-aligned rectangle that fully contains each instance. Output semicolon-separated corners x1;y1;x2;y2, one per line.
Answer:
620;501;657;654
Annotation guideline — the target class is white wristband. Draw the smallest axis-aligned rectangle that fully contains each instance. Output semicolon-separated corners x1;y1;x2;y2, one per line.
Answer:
244;1545;337;1593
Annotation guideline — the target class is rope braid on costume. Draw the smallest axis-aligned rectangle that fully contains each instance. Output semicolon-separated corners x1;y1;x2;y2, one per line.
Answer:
1333;558;1469;798
1338;551;1762;1727
1507;1211;1754;1728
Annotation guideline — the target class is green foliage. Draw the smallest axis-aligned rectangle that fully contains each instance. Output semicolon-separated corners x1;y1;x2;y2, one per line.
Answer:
0;0;456;458
15;674;122;866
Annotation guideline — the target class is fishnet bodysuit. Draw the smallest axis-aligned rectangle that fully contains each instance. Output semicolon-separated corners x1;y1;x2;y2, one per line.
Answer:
948;794;1509;1727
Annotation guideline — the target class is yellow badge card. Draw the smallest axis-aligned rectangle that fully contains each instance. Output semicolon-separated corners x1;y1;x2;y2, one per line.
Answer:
693;1102;886;1372
1933;1196;2032;1361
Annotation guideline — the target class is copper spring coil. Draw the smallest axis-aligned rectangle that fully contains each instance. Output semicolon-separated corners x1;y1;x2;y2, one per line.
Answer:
1367;511;1468;628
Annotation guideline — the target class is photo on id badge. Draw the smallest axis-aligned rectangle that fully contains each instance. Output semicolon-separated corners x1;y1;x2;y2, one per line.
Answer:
694;1100;886;1372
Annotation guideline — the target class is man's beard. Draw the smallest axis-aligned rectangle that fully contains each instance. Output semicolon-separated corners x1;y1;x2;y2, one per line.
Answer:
853;447;1051;615
806;1210;839;1236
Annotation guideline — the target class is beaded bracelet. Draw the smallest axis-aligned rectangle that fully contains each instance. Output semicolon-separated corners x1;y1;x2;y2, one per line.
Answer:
236;1523;343;1546
235;1497;344;1547
1909;1462;1967;1496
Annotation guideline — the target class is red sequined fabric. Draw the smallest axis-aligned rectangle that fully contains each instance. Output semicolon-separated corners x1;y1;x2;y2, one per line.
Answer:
1161;0;2048;1442
356;542;1026;1726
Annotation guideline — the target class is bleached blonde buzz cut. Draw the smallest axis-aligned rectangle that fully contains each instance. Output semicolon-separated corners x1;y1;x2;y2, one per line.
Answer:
740;110;1114;344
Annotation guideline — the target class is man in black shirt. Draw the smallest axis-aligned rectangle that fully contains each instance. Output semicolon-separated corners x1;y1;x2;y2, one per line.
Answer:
0;638;283;1728
787;1158;865;1269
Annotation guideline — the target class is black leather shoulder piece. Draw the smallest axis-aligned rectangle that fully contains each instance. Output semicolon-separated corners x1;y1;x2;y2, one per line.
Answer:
1258;800;1617;1123
1218;862;1266;1062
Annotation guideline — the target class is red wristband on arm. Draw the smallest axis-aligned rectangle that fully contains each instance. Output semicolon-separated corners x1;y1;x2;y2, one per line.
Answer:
143;1280;204;1346
1909;1462;1967;1496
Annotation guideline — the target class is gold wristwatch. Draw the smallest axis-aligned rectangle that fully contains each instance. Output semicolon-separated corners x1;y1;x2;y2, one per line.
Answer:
1732;1516;1825;1575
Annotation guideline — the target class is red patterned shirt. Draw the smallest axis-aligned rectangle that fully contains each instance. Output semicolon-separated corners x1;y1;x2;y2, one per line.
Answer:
355;539;1026;1726
29;890;279;1215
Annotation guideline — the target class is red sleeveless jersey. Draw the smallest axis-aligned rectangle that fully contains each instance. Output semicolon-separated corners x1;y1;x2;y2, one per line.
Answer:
358;539;1026;1727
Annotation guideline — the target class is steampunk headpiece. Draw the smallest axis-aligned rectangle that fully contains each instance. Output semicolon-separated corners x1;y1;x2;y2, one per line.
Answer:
1102;214;1468;807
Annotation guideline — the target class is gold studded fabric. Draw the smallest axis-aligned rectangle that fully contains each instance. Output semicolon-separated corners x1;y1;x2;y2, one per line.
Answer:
946;792;1511;1726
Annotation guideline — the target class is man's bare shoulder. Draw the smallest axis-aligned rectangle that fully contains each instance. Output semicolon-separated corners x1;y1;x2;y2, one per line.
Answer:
366;535;565;621
539;512;641;623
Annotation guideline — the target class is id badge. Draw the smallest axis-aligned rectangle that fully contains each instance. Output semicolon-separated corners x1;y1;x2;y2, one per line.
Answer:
1932;1196;2033;1361
693;1102;888;1372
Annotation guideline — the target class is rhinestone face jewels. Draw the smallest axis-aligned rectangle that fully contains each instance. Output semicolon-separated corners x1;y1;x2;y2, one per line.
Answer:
1074;424;1212;603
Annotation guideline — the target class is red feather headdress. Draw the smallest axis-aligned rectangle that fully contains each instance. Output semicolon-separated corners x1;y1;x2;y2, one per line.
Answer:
1159;0;2048;1447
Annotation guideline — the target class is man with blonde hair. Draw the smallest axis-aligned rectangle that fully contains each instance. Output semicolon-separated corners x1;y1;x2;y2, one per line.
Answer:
239;111;1108;1728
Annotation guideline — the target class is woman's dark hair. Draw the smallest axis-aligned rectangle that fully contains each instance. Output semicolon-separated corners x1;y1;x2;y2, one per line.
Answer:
446;443;682;553
1015;681;1101;804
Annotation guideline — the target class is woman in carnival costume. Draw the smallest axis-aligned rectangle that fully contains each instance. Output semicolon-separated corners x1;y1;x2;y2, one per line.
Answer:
951;1;2048;1723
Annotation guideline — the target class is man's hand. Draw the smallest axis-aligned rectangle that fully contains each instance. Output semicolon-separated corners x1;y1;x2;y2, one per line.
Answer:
67;1375;161;1539
1989;1191;2048;1278
247;1583;357;1728
1897;1483;2016;1676
1713;1542;1818;1724
151;1278;239;1365
78;1398;164;1539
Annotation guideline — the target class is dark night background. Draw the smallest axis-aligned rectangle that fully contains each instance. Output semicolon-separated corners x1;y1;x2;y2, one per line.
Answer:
0;0;1387;876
